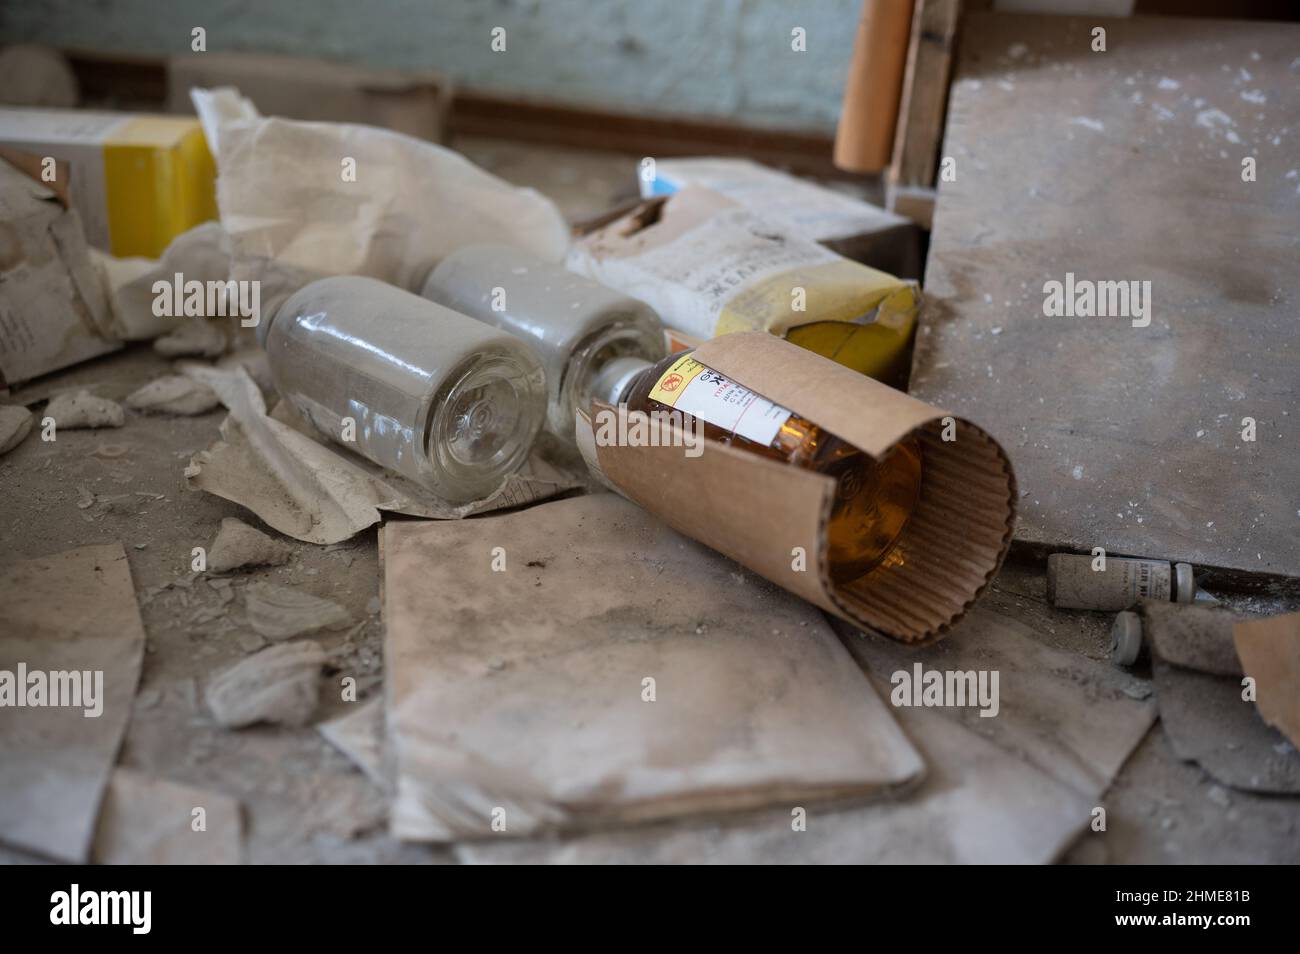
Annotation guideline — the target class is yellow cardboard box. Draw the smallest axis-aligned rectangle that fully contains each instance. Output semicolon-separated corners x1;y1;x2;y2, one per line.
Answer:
0;107;217;258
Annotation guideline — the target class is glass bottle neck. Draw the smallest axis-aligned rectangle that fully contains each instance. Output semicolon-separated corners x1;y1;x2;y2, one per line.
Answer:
588;355;655;406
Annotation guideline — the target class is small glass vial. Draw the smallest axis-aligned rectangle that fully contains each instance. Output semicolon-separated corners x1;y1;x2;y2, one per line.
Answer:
1047;554;1194;611
260;275;546;504
421;244;665;441
593;351;923;584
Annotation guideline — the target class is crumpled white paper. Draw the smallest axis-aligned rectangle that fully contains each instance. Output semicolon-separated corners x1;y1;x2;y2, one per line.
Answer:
181;363;582;544
190;87;571;315
91;221;233;341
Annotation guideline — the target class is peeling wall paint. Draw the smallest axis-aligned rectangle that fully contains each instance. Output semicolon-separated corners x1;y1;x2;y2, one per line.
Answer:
0;0;860;133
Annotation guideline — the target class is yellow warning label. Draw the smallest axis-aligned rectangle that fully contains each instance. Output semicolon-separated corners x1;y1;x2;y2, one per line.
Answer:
648;353;708;407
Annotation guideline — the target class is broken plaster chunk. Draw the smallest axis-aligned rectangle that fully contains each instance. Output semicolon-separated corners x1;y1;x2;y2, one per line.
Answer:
205;640;326;728
44;390;124;429
208;517;293;572
153;319;228;358
125;374;221;416
0;404;34;454
244;582;350;641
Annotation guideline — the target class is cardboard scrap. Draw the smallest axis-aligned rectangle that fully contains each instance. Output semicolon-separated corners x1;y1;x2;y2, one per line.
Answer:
384;493;924;842
0;543;145;862
181;363;582;544
1234;612;1300;750
92;768;241;864
0;157;118;387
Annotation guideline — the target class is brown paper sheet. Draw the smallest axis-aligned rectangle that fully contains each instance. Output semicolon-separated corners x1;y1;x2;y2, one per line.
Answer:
1233;612;1300;750
0;543;145;861
383;493;924;842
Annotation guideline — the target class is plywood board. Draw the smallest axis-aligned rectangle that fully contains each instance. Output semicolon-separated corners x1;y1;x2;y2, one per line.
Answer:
914;13;1300;577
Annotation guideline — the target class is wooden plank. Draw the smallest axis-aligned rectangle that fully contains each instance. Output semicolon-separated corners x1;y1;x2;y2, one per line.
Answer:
914;13;1300;578
889;0;962;189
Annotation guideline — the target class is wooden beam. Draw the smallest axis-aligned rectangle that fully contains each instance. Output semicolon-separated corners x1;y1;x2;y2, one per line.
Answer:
889;0;961;191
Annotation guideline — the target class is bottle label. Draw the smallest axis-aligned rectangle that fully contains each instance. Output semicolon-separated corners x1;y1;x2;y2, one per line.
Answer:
648;354;792;446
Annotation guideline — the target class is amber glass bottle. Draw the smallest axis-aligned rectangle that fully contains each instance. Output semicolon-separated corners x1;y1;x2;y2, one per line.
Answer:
597;351;922;583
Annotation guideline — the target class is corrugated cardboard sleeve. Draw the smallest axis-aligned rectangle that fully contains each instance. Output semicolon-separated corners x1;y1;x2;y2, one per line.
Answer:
593;332;1016;643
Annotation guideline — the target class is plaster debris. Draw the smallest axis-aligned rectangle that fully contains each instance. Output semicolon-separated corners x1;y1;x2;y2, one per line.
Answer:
1195;108;1234;131
153;320;228;358
244;582;350;640
205;640;326;728
44;391;124;429
125;375;221;416
207;517;294;572
0;405;34;454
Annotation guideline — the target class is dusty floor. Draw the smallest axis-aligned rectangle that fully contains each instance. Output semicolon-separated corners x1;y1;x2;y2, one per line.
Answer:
1;139;1296;863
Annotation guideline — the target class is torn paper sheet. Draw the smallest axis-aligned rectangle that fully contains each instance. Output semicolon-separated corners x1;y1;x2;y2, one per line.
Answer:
92;768;241;864
190;87;569;315
317;697;390;793
839;606;1158;800
91;221;233;341
384;493;924;843
1153;662;1300;794
0;543;145;862
0;157;118;386
462;603;1156;864
643;157;919;277
458;702;1090;865
1234;611;1300;749
1139;601;1300;794
181;363;583;544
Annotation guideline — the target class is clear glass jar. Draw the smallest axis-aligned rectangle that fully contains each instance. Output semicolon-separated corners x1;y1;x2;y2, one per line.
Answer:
422;244;665;441
261;275;546;503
